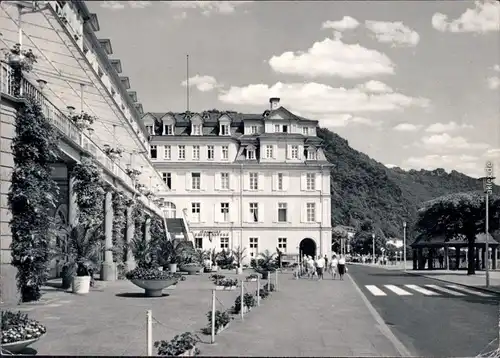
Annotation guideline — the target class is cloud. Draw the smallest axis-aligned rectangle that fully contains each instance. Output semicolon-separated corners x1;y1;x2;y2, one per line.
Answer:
325;114;380;128
181;75;220;92
385;164;399;169
365;20;420;47
486;148;500;159
174;11;188;20
101;1;151;10
493;64;500;72
268;38;395;79
425;121;474;133
356;80;393;93
418;133;489;151
487;76;500;89
165;1;252;16
393;123;421;132
219;81;429;114
322;16;360;31
403;154;482;177
432;1;500;33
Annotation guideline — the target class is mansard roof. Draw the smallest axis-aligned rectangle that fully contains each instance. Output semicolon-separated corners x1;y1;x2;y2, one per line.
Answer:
143;106;317;126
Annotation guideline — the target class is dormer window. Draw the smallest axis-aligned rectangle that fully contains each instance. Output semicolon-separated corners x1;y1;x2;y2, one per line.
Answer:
220;124;230;136
192;124;202;136
251;125;258;134
274;124;280;133
146;125;154;135
164;124;173;135
306;147;317;160
303;127;309;136
246;147;256;160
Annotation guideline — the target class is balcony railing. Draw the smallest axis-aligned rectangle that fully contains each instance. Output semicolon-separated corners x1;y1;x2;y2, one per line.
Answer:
0;61;162;216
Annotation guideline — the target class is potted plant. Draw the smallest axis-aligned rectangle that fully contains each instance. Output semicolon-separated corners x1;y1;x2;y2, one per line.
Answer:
214;278;238;291
233;293;256;314
253;250;277;280
179;250;203;275
216;249;235;270
206;248;219;273
232;246;246;275
154;332;200;356
54;224;102;294
126;267;182;297
202;310;231;335
103;145;123;160
246;274;258;282
4;43;37;96
125;168;142;181
69;111;96;131
1;311;46;354
127;237;182;296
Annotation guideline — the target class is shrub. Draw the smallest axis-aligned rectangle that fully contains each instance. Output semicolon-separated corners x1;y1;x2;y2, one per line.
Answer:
1;311;47;344
125;267;182;281
154;332;199;356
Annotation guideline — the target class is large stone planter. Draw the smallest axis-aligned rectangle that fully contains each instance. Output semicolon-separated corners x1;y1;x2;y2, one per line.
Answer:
130;279;178;297
1;337;42;354
215;285;237;291
180;265;202;275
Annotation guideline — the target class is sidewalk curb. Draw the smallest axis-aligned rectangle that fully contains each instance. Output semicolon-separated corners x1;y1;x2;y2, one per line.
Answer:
347;274;413;357
350;263;500;295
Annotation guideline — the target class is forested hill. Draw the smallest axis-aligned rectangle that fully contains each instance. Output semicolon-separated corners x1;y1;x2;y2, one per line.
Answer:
317;127;497;239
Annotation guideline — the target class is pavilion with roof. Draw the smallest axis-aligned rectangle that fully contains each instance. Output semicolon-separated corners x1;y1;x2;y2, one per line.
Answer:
410;233;499;270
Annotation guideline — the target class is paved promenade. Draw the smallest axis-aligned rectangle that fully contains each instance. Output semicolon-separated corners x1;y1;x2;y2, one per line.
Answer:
200;272;406;357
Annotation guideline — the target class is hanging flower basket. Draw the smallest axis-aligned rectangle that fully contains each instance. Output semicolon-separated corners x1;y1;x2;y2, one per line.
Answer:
5;44;37;71
103;145;123;160
125;168;142;180
70;112;96;131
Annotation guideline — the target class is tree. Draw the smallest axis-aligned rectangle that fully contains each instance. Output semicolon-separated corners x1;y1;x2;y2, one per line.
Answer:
415;191;500;275
351;230;386;256
331;230;345;253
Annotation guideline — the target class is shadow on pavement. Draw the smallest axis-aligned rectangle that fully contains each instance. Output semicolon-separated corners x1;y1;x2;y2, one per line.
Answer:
17;347;37;355
115;292;170;298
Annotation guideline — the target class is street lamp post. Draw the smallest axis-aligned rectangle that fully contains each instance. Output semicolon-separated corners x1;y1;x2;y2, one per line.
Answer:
372;233;376;263
403;221;407;272
481;161;495;288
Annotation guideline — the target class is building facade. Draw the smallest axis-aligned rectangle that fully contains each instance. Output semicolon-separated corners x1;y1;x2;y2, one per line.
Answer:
143;98;333;263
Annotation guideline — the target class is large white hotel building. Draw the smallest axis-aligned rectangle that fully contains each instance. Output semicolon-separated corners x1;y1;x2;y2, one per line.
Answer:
142;98;333;263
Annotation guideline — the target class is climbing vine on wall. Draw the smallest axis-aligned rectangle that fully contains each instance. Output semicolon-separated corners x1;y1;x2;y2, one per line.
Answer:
8;97;60;302
132;202;146;243
71;155;105;229
111;190;127;278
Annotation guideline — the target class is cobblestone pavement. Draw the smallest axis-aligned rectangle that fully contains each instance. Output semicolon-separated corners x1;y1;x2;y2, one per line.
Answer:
199;272;405;357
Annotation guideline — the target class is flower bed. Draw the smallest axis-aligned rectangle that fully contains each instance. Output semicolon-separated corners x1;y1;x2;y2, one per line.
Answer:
155;332;200;356
215;278;238;291
233;293;256;314
1;311;46;353
246;274;258;282
202;310;232;335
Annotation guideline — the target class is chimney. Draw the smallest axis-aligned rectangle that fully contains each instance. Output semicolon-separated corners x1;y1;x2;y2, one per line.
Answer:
269;97;280;110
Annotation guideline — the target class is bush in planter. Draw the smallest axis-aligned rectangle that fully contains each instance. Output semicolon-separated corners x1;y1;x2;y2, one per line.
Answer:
233;293;256;313
1;310;47;344
202;310;231;335
246;274;258;281
209;274;225;283
154;332;200;356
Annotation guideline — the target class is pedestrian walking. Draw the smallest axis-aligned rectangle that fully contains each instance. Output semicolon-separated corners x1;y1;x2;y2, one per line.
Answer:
330;255;338;279
324;255;329;272
337;254;346;280
315;255;325;280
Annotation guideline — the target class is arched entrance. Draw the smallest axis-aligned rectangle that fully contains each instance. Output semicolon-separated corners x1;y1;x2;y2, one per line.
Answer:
299;238;317;261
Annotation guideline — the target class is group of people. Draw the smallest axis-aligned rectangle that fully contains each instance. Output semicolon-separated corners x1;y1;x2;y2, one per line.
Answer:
296;254;347;280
